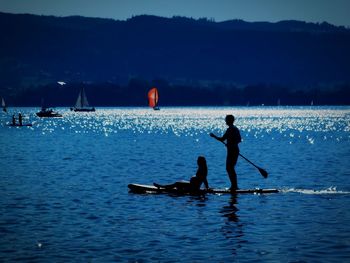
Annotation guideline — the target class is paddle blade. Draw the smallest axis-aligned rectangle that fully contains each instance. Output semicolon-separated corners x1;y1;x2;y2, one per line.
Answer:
259;167;268;178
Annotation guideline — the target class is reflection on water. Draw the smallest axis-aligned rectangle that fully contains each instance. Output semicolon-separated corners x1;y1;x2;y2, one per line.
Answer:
220;195;240;222
219;195;246;258
1;107;350;142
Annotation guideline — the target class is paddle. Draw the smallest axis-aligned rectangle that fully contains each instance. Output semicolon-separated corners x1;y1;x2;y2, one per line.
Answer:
237;151;268;178
210;135;268;178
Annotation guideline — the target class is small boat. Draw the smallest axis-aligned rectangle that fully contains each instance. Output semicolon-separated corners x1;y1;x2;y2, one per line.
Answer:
148;87;160;110
2;97;7;112
36;99;62;117
36;108;62;117
71;87;95;112
128;184;279;195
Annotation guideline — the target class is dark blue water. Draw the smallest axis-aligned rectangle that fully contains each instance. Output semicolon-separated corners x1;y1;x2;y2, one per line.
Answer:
1;107;350;262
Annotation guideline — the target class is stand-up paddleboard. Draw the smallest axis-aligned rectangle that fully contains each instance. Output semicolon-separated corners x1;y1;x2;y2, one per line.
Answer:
128;184;279;195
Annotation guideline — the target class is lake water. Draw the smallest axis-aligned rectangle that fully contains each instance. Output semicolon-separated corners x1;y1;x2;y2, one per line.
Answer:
1;106;350;262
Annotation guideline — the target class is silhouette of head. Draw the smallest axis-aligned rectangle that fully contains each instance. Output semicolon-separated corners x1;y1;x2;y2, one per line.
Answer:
197;156;207;169
225;115;235;126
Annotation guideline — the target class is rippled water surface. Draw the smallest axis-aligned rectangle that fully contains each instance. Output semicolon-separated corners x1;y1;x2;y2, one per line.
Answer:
1;106;350;262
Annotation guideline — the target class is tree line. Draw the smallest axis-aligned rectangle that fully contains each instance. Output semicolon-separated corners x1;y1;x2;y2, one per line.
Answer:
2;79;350;107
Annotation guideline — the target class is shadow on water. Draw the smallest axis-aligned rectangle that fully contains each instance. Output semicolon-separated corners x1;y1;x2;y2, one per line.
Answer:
165;193;209;207
220;195;240;222
219;195;246;256
187;194;209;205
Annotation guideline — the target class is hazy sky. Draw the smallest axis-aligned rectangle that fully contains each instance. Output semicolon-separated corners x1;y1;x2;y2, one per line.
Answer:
0;0;349;27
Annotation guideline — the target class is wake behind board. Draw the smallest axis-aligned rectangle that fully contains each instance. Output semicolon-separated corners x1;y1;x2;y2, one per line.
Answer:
128;184;279;195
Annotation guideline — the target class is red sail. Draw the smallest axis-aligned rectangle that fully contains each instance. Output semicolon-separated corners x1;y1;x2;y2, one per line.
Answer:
148;87;159;108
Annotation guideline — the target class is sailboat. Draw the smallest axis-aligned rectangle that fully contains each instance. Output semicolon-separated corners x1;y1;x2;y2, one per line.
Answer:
148;87;160;110
2;97;7;112
71;87;95;112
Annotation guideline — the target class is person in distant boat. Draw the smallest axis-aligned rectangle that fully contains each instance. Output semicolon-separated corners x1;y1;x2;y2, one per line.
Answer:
154;156;210;192
210;114;241;190
18;113;23;126
12;114;16;125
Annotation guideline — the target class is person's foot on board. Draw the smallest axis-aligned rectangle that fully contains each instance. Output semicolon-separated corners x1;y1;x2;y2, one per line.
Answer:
229;187;238;192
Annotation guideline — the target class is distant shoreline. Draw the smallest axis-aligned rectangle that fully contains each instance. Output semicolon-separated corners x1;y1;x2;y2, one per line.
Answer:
3;80;349;107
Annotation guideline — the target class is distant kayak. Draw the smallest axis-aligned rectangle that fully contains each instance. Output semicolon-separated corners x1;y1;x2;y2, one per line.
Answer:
128;183;279;195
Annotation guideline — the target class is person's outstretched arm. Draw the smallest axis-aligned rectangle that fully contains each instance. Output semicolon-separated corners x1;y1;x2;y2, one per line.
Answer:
210;132;226;142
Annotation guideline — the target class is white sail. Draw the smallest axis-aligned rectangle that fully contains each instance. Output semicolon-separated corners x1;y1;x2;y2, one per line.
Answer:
81;88;90;107
75;90;82;108
72;87;95;111
2;97;6;112
75;87;90;108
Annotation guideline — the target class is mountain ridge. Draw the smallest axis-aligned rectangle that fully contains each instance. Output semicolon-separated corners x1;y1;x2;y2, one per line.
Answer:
0;12;349;105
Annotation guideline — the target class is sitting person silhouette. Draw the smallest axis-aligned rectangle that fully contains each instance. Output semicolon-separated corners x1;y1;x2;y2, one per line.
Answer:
154;156;210;192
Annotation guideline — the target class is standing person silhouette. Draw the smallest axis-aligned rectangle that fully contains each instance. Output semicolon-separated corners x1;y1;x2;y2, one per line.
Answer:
12;114;16;125
210;115;241;190
18;113;23;126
